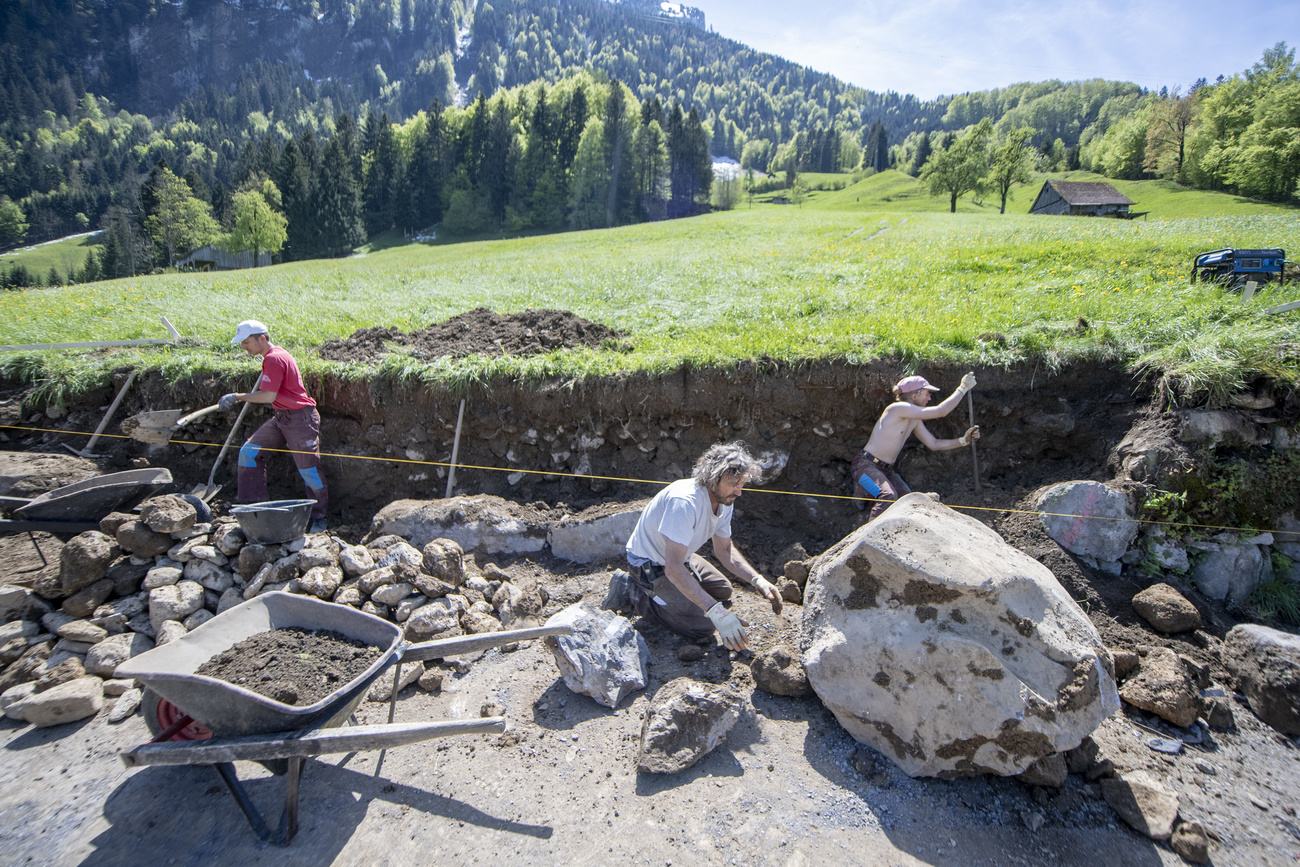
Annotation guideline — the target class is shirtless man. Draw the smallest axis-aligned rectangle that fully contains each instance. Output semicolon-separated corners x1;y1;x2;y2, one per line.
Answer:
852;372;980;520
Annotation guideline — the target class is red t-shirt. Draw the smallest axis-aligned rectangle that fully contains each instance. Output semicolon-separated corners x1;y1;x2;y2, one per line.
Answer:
259;345;315;411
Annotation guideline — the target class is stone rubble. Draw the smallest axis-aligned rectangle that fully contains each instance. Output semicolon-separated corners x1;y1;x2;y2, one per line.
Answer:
1;485;1297;861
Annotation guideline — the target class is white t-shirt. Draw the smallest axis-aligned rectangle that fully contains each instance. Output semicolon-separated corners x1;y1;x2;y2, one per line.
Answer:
626;478;733;566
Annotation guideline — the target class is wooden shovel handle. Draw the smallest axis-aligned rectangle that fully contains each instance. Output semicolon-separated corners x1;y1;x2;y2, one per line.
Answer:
174;404;222;428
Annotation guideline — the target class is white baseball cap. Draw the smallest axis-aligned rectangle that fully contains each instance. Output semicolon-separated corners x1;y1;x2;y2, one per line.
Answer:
231;320;269;344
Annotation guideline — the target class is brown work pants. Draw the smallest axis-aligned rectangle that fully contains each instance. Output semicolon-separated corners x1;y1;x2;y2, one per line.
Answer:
629;554;732;642
851;451;910;521
237;407;327;520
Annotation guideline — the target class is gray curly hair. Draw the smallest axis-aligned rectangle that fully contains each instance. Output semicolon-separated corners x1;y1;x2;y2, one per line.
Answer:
692;442;762;492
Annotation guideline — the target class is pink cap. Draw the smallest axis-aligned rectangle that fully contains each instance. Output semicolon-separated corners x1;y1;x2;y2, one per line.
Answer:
895;375;940;394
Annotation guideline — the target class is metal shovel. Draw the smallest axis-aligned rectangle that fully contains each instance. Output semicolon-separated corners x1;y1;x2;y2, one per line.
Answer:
122;403;224;445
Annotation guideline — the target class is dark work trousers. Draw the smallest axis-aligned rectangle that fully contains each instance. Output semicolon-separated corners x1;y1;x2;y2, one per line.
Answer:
629;554;733;641
851;451;911;521
237;407;327;520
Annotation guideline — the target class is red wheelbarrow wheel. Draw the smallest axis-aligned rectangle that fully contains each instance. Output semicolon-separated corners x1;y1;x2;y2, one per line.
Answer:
140;688;214;741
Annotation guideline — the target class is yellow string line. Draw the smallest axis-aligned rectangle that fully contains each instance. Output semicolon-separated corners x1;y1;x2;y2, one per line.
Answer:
4;423;1298;539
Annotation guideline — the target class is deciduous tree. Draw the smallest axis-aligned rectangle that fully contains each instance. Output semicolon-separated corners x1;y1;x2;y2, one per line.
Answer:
142;167;219;266
0;196;27;248
225;178;287;266
921;118;993;212
988;127;1035;214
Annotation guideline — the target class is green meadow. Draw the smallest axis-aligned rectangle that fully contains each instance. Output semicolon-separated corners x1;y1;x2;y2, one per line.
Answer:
3;179;1298;403
0;232;100;282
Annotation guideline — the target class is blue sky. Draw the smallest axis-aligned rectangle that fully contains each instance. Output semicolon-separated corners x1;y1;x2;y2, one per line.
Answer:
692;0;1300;99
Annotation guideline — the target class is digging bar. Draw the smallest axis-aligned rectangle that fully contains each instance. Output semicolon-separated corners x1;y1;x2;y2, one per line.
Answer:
63;370;136;458
967;390;981;496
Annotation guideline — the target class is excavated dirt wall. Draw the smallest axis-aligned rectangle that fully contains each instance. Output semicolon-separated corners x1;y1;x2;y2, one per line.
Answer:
5;359;1158;558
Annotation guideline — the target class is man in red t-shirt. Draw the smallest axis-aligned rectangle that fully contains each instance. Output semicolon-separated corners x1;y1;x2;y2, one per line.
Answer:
222;320;328;532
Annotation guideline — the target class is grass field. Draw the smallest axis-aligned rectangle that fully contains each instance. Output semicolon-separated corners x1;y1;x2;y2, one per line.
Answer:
0;232;100;281
3;190;1299;402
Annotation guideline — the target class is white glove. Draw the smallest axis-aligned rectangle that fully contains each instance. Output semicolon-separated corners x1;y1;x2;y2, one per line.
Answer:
959;372;977;393
958;425;980;447
706;602;747;651
753;576;783;615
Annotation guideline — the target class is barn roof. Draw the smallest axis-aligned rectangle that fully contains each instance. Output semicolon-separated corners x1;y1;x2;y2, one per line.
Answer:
1046;180;1134;206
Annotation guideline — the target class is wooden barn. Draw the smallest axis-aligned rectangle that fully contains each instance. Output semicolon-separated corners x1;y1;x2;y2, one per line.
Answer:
1029;180;1137;218
176;245;271;271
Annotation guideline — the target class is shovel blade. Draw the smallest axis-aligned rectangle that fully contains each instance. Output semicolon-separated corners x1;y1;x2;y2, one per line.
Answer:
122;409;184;445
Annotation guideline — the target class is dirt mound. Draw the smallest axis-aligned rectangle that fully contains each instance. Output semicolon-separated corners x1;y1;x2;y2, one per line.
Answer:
319;307;623;363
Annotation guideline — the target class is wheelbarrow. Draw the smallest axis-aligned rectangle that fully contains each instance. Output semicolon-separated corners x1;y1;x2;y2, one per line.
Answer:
0;468;173;564
115;591;572;845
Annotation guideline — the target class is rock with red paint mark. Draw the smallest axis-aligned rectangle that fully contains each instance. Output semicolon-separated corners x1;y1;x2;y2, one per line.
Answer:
1036;481;1139;563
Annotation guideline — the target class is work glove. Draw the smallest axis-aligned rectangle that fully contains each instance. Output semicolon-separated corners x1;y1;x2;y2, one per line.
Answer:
752;576;783;615
219;393;239;412
706;602;748;651
958;425;981;447
959;372;977;393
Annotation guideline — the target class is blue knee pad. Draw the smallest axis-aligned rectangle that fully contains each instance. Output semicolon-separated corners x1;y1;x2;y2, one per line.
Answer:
858;474;882;497
298;466;324;491
237;442;261;468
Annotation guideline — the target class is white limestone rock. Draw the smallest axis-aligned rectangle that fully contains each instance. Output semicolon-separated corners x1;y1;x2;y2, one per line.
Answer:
802;493;1120;778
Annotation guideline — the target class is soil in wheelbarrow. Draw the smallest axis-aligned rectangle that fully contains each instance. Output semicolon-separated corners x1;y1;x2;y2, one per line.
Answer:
194;627;382;707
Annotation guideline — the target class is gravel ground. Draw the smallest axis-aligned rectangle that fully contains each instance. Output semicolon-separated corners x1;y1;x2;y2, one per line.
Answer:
4;563;1299;866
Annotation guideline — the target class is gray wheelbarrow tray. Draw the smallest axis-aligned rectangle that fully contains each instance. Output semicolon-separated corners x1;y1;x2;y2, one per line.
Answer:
0;468;172;535
115;591;571;845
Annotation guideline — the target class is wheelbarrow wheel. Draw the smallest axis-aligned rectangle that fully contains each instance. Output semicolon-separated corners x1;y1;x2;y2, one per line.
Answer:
140;688;290;775
140;688;214;741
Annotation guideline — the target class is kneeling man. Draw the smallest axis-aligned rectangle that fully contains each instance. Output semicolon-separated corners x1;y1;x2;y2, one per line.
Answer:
625;442;782;651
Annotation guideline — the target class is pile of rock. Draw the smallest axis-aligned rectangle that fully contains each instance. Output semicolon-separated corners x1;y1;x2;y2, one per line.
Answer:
0;494;552;728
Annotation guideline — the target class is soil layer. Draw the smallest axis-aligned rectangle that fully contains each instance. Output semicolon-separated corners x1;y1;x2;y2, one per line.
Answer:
194;627;381;706
318;307;622;363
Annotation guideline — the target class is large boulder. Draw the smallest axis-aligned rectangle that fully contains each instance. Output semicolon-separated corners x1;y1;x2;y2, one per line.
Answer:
543;602;649;709
637;678;743;774
369;496;548;555
1178;409;1263;448
802;494;1119;778
1035;481;1139;563
1221;624;1300;735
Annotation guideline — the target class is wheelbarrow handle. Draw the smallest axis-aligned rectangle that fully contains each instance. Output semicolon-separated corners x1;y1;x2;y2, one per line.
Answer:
402;624;575;663
119;718;508;767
